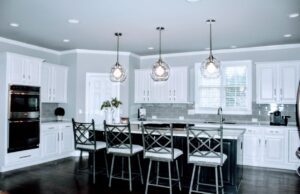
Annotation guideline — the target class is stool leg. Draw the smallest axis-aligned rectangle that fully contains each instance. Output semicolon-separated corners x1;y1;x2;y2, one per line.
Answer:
128;156;132;191
196;166;201;191
156;162;160;184
104;151;109;178
215;166;219;194
121;157;124;179
137;154;144;184
176;160;181;191
168;161;172;194
145;160;152;194
219;166;224;194
189;165;196;194
93;151;96;184
109;155;115;188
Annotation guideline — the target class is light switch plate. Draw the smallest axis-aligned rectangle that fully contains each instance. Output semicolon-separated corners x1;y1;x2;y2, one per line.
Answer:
152;115;157;119
179;116;184;120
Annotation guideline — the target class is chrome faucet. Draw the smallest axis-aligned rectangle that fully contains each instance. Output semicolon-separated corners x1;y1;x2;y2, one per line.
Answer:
217;107;224;128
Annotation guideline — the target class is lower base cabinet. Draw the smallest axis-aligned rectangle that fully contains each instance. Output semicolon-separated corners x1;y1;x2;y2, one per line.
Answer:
41;122;74;161
243;126;298;170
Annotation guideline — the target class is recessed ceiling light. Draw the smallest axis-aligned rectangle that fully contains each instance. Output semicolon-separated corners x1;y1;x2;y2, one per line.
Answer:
63;39;70;43
10;23;19;27
231;45;237;49
148;47;154;50
289;13;299;18
186;0;200;2
68;19;79;24
283;34;292;38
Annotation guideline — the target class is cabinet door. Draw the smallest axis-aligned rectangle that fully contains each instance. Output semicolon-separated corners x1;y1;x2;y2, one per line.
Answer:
256;63;277;103
288;130;300;163
7;54;25;84
52;65;68;103
135;69;151;103
41;63;52;102
263;136;285;164
41;131;60;158
172;67;188;103
243;134;262;166
26;58;41;86
278;63;299;104
60;126;74;154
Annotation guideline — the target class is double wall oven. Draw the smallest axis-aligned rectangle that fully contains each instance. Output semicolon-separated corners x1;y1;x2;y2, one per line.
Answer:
8;85;40;153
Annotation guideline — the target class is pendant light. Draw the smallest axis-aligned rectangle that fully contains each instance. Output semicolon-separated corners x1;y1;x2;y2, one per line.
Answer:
201;19;220;78
110;32;126;82
151;27;170;81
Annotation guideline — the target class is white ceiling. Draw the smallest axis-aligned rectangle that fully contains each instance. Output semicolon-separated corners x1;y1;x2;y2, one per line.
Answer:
0;0;299;55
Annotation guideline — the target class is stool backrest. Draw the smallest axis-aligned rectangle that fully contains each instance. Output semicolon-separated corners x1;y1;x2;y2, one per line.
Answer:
72;118;96;150
187;126;224;165
141;123;174;161
104;121;133;154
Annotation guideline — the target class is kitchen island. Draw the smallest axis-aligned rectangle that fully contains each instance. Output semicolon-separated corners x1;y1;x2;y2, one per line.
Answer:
95;121;245;193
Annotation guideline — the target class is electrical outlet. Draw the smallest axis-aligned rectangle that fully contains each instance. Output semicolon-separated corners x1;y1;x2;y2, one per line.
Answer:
152;115;157;119
252;118;258;123
179;116;184;120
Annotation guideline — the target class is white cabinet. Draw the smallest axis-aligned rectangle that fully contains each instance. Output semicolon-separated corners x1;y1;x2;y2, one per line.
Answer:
263;135;285;165
256;61;300;104
41;63;68;103
6;52;43;86
134;66;189;103
243;128;263;166
288;129;300;163
41;123;74;160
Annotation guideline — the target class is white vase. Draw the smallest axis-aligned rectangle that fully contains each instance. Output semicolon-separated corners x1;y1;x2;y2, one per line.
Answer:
105;108;113;124
113;107;120;124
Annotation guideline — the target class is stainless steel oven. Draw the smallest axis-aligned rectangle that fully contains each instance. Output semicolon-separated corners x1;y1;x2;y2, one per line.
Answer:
8;85;40;153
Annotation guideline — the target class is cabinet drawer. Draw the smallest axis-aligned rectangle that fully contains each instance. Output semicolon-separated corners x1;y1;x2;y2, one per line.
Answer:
61;123;72;129
5;149;40;165
41;124;59;132
264;128;284;135
245;128;262;135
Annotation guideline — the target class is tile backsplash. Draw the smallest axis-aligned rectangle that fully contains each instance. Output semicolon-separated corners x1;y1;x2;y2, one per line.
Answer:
41;103;59;120
140;102;296;124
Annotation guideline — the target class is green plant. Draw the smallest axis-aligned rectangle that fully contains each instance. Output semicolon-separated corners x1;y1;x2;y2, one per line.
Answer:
100;100;112;110
111;97;122;108
54;107;65;116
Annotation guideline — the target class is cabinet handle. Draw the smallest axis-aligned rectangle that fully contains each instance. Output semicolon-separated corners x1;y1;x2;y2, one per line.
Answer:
58;133;60;141
61;132;63;141
19;155;31;159
48;127;55;129
280;88;283;102
53;89;55;95
23;74;25;79
274;89;276;99
265;140;267;146
28;75;30;80
259;139;261;145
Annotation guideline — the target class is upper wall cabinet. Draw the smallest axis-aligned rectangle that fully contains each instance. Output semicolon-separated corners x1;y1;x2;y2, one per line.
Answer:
41;63;68;103
256;61;300;104
6;53;43;86
134;66;189;103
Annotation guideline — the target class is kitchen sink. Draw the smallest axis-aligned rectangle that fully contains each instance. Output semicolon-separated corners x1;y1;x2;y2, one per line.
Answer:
204;121;236;124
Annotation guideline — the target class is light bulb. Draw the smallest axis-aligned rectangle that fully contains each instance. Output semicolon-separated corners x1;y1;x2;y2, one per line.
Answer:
155;65;165;76
207;62;217;74
112;68;122;78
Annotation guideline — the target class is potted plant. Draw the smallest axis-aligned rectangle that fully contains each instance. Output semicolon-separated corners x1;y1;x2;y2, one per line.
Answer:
55;107;65;121
111;97;122;123
101;100;113;123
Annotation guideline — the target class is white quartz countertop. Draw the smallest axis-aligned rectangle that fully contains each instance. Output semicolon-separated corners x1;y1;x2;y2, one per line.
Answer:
96;125;245;140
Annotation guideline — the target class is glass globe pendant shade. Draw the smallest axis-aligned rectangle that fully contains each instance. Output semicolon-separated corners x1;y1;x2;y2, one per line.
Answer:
110;62;126;82
110;32;126;82
201;54;220;78
151;58;170;81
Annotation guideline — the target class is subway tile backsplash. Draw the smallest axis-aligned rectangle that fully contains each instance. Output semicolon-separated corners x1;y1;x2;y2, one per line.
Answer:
41;103;59;121
140;103;296;124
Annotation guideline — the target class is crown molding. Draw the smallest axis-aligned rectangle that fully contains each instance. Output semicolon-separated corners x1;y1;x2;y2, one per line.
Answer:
0;37;61;55
140;43;300;60
59;49;140;57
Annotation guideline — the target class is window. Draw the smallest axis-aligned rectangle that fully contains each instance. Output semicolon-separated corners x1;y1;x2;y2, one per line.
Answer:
195;60;252;114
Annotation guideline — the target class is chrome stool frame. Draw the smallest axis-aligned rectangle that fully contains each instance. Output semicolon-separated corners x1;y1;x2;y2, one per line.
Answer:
141;123;182;194
187;125;226;194
104;121;144;191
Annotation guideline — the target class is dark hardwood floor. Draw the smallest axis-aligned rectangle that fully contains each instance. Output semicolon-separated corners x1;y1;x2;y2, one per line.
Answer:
0;157;299;194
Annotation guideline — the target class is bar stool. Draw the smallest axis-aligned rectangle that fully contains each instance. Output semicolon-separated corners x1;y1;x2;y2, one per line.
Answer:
141;123;182;194
72;118;109;184
104;121;144;191
187;125;226;194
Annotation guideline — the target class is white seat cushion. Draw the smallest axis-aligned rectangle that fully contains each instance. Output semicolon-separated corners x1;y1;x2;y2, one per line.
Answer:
76;141;106;151
107;144;143;155
144;147;183;160
188;151;227;166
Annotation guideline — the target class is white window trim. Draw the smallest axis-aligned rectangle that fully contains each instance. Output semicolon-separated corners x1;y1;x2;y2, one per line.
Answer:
194;60;252;115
